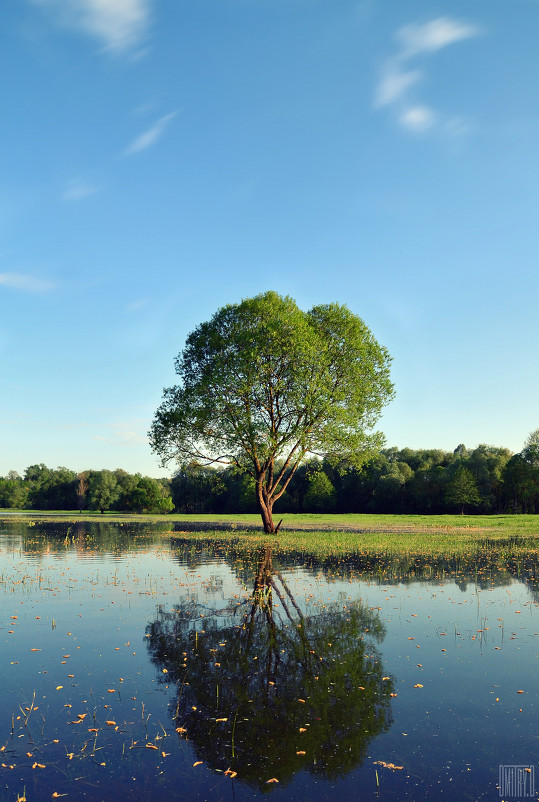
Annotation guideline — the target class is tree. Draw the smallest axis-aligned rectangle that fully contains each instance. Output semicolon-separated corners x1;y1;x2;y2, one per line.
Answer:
149;292;394;532
87;470;120;513
522;429;539;468
445;465;480;514
303;465;336;512
130;475;174;514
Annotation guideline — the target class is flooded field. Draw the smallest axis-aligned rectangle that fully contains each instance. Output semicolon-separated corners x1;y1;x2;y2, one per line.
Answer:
0;520;537;801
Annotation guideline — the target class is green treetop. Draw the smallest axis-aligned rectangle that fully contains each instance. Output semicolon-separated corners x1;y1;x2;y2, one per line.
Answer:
149;291;394;532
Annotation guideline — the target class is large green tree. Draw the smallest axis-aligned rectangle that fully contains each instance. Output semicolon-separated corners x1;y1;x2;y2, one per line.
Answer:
149;292;394;532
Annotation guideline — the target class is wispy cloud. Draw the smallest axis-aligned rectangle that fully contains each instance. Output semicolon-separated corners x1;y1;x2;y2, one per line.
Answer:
32;0;152;54
93;420;148;446
375;67;421;108
397;18;480;57
399;105;436;133
0;272;55;292
62;178;100;201
124;112;177;156
126;298;148;313
375;16;481;135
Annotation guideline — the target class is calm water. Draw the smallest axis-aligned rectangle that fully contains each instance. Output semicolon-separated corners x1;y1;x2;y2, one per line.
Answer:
0;520;537;801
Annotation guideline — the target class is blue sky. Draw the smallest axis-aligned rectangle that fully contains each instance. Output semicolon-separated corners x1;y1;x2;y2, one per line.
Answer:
1;0;538;477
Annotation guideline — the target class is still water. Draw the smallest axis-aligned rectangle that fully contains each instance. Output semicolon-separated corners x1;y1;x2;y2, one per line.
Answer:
0;520;537;801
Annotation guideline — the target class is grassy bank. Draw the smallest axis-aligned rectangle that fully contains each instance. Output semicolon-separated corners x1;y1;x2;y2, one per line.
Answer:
1;510;538;556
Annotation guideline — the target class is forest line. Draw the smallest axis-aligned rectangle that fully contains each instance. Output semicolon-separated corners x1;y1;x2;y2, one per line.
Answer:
1;433;538;515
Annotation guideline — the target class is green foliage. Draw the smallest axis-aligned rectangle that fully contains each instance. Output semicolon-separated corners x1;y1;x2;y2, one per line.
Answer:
150;291;394;531
444;465;481;514
0;474;28;509
303;466;336;512
87;470;121;513
131;476;174;514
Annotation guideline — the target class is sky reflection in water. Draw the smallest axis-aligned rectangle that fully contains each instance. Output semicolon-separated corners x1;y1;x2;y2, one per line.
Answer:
0;521;537;801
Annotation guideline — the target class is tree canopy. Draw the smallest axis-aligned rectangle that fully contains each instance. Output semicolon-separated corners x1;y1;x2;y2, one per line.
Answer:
149;291;394;532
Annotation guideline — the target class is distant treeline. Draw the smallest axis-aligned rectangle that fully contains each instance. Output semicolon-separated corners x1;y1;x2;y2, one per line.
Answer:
2;433;538;515
170;440;539;515
0;466;173;514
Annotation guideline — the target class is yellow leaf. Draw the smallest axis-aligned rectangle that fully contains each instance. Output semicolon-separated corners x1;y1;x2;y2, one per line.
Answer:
193;761;203;767
414;684;423;688
266;778;279;783
56;686;63;690
105;721;116;726
146;744;158;750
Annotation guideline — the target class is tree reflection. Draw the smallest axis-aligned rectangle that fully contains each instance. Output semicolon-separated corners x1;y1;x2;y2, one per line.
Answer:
145;546;394;789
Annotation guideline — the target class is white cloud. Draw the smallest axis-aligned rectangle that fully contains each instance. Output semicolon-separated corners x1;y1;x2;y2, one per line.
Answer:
399;105;436;133
32;0;152;54
62;178;100;201
374;16;481;136
375;65;421;108
397;17;481;57
124;112;178;156
0;272;55;292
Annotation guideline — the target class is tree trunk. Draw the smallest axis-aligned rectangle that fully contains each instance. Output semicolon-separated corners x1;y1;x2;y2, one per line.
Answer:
256;478;275;533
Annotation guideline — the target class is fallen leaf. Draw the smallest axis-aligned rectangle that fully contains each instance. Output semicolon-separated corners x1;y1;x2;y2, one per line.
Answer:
193;761;203;767
266;778;279;783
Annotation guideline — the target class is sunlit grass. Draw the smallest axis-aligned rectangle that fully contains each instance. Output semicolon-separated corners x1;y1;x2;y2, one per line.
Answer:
3;511;538;557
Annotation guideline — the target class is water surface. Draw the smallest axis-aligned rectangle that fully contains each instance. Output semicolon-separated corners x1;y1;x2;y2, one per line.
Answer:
0;521;537;801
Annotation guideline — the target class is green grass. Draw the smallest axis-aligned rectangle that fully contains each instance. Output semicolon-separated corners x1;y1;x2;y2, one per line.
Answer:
1;510;538;557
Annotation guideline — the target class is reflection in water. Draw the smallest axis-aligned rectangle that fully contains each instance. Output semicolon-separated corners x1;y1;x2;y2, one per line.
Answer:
146;546;394;789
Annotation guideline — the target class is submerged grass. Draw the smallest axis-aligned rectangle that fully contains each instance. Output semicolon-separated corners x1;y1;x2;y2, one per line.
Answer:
2;510;538;557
